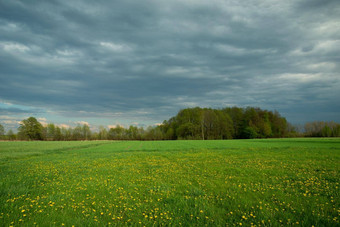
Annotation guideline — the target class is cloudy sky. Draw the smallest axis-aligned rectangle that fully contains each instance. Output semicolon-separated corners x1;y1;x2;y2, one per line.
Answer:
0;0;339;130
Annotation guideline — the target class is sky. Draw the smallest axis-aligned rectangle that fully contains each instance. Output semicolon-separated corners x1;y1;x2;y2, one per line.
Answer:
0;0;340;131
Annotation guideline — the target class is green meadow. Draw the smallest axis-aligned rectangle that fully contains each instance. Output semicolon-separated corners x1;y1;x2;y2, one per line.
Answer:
0;139;339;226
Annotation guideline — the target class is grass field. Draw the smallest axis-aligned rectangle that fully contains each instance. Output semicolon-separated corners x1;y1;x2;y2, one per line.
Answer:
0;139;339;226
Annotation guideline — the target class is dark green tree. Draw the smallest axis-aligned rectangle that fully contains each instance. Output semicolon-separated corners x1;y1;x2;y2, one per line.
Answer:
215;110;234;139
242;126;258;139
321;125;332;137
176;122;196;139
223;107;244;138
18;117;44;140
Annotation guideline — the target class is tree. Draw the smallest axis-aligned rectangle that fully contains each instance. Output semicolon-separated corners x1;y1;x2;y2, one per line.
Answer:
304;121;340;137
127;126;139;140
269;111;287;137
61;127;72;141
46;123;56;140
321;125;332;137
223;107;244;138
18;117;44;140
73;125;83;140
259;121;272;138
242;126;258;139
82;124;91;140
54;126;62;140
333;124;340;137
145;126;163;140
215;110;234;139
0;123;5;139
202;109;219;139
98;126;108;140
165;127;175;140
7;129;16;140
176;122;196;139
108;125;125;140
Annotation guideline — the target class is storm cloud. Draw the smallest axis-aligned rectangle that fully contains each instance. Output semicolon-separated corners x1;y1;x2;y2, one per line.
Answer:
1;0;339;128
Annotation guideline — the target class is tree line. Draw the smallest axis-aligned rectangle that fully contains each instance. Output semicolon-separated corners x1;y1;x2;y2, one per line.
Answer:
160;107;290;140
303;121;340;137
0;107;339;141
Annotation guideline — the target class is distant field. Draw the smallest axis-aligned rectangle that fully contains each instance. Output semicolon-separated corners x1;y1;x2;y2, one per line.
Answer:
0;139;339;226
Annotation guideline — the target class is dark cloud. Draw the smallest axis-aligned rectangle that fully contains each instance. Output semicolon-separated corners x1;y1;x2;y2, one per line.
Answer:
0;106;45;115
0;0;339;126
0;107;28;114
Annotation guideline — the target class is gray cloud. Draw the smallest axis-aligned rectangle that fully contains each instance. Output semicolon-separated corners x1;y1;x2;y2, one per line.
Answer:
0;107;28;114
0;0;339;126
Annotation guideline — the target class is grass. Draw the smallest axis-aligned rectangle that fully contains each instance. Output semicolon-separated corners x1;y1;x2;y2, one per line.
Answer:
0;138;339;226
